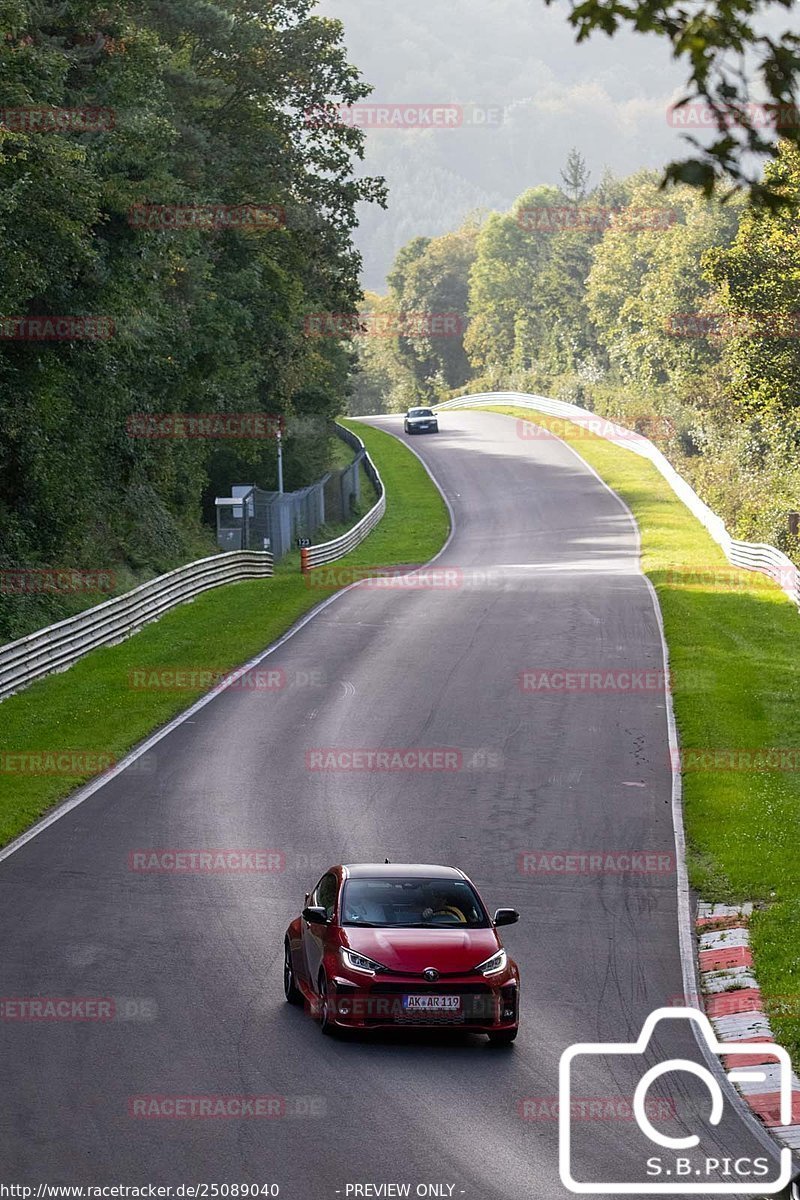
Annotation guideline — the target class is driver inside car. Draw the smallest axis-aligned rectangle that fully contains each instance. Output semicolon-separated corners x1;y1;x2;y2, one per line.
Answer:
421;888;468;924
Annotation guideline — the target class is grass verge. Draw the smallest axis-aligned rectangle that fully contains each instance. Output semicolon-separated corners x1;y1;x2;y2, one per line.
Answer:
477;405;800;1059
0;418;448;850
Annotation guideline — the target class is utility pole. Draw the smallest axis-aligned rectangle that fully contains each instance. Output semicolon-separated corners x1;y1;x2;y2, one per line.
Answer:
276;428;284;494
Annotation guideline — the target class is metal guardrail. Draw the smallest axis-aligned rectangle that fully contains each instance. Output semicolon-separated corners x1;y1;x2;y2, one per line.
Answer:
301;424;386;572
437;391;800;610
0;550;274;703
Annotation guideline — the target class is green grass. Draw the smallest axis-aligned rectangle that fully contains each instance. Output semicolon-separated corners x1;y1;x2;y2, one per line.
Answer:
328;431;360;471
476;405;800;1058
0;418;449;850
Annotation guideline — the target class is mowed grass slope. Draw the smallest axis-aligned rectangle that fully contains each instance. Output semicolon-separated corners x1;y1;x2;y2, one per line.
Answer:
482;405;800;1058
0;419;448;849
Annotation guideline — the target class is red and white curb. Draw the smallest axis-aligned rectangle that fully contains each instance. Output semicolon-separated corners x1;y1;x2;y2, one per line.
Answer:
697;902;800;1153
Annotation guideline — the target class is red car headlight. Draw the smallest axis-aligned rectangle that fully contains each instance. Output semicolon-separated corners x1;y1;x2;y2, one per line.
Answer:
341;947;387;975
474;948;507;976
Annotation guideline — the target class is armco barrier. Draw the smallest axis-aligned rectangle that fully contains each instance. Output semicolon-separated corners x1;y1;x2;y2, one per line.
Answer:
301;424;385;572
0;550;273;702
436;392;800;610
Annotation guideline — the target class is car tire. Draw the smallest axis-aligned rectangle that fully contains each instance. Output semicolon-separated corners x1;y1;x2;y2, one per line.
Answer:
487;1028;518;1046
318;970;337;1036
284;940;302;1005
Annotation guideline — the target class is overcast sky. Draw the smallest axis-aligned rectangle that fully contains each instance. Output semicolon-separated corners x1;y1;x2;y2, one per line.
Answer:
316;0;708;289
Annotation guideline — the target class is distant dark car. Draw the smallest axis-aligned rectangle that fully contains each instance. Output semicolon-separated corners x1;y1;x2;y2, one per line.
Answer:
284;862;520;1043
404;407;439;434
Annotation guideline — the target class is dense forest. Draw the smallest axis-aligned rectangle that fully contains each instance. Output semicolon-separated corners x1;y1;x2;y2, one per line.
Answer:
3;0;798;644
350;145;800;559
0;0;383;638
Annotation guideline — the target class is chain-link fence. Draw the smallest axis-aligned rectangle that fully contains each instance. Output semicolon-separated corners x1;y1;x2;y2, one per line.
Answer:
215;425;364;560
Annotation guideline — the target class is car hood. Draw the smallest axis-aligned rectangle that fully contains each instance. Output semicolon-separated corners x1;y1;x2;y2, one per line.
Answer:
342;926;500;974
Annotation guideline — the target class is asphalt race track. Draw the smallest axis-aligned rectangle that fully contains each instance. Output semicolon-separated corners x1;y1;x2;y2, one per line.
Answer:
0;411;783;1198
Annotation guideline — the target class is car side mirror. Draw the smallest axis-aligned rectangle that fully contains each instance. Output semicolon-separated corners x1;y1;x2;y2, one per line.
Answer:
494;908;519;926
302;905;330;925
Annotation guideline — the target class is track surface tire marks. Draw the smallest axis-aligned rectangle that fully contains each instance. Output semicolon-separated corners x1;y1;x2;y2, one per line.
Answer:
0;411;775;1197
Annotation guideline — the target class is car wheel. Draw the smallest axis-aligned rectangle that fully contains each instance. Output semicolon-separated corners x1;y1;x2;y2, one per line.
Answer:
318;970;336;1035
284;940;302;1005
487;1028;518;1046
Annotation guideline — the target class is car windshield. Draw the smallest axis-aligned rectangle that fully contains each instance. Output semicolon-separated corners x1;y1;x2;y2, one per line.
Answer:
409;408;433;417
341;877;490;928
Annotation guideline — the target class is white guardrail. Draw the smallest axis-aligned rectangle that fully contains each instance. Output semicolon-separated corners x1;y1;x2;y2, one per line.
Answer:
301;424;386;572
437;391;800;611
0;550;274;703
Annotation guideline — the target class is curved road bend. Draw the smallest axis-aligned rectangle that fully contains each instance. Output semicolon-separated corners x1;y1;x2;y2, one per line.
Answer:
0;410;780;1198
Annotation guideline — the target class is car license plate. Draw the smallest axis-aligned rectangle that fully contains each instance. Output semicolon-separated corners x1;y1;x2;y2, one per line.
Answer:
402;995;461;1011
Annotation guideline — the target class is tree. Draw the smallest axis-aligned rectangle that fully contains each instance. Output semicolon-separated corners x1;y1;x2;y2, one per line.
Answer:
560;148;591;204
534;227;602;375
387;226;477;394
348;292;418;415
585;177;739;386
464;186;561;372
0;0;385;637
704;142;800;445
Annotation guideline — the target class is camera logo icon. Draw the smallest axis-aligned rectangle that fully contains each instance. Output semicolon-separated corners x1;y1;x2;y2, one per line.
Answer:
559;1007;793;1193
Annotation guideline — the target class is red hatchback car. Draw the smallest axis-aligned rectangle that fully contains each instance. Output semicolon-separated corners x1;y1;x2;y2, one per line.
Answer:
284;863;520;1043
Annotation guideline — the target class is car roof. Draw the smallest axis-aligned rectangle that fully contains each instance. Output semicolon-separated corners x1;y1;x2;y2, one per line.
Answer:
342;863;465;879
